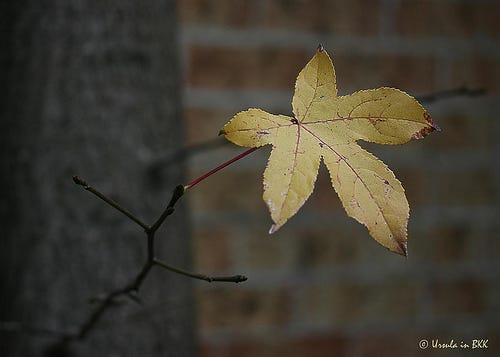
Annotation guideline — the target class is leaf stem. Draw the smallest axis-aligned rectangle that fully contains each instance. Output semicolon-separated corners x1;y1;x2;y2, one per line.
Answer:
184;147;259;190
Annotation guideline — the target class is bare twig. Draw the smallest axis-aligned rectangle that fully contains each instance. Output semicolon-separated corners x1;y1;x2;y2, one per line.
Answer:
148;137;229;174
153;258;247;283
72;176;149;231
416;86;484;104
65;177;248;342
148;87;485;176
76;261;154;340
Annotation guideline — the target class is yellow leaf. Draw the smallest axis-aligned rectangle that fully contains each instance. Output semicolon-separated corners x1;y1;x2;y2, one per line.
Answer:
221;46;439;256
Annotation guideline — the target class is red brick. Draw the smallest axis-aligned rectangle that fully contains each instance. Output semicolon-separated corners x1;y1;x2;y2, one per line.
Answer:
436;170;497;206
429;225;486;263
237;225;298;270
293;225;366;267
188;46;309;89
282;334;347;357
184;108;236;144
431;280;485;316
263;0;379;35
197;287;290;330
201;333;347;357
301;281;417;325
393;168;427;207
179;0;379;35
396;1;500;38
193;228;232;273
427;111;493;150
199;342;229;357
450;57;500;93
334;53;435;94
178;0;253;28
485;281;500;315
187;169;264;212
353;332;421;357
310;166;344;211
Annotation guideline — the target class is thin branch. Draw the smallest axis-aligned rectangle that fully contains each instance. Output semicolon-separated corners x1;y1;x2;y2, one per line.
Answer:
72;176;149;231
149;185;184;234
77;261;154;340
153;258;247;283
144;87;485;177
62;176;247;342
149;137;229;174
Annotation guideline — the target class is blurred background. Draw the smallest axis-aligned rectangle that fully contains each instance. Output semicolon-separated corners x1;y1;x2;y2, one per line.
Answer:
1;0;499;356
179;0;500;356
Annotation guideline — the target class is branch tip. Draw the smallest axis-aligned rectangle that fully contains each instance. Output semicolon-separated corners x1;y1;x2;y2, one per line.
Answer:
72;175;88;187
169;185;185;205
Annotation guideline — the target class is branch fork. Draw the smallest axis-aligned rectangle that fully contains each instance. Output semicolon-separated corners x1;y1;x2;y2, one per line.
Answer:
71;174;247;341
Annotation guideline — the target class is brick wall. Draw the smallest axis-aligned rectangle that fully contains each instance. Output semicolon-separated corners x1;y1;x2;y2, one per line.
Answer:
177;1;500;356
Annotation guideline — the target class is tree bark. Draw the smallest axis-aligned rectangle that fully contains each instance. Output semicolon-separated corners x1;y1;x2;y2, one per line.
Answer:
0;1;195;356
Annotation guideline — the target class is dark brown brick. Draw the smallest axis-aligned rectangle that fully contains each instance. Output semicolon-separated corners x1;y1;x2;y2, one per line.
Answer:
293;225;366;267
184;108;236;144
201;333;347;357
396;0;500;37
193;228;232;273
234;334;346;357
429;225;487;263
450;57;500;93
178;0;253;28
310;166;344;211
188;46;309;89
334;53;435;94
237;225;298;270
187;169;264;212
197;287;290;330
427;111;493;150
394;168;427;207
263;0;379;35
179;0;379;35
431;280;485;316
353;332;421;357
302;281;417;325
436;170;497;206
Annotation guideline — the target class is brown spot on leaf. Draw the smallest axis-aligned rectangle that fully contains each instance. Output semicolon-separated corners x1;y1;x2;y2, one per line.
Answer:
412;112;441;140
423;112;441;132
396;241;408;257
412;125;435;140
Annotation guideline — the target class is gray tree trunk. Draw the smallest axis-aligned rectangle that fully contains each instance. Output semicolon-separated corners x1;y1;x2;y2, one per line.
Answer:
0;1;195;356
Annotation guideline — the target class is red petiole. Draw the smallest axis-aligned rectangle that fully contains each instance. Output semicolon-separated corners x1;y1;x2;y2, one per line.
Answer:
184;147;259;191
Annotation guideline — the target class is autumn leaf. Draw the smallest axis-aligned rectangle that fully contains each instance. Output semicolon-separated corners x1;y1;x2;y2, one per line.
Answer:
220;46;439;256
